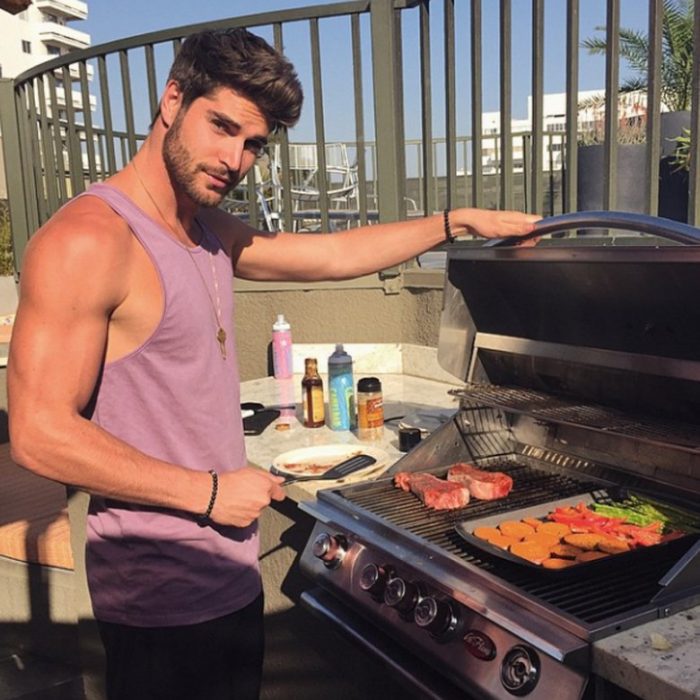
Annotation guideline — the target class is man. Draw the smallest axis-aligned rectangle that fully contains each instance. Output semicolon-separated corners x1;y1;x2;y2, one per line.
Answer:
7;28;539;700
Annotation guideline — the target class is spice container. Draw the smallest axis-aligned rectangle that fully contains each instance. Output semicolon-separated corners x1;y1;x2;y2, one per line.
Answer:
301;358;325;428
398;427;422;452
328;344;355;431
356;376;383;440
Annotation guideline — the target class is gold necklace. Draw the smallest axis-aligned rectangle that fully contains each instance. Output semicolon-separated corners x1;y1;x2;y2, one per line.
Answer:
131;160;227;359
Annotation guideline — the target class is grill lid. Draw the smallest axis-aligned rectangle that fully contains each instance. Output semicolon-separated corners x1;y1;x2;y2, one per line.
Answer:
438;211;700;423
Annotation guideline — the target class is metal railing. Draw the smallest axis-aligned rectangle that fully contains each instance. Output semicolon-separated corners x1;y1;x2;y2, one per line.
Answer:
2;0;700;272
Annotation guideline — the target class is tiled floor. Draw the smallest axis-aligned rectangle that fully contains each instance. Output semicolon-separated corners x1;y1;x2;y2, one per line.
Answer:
0;648;84;700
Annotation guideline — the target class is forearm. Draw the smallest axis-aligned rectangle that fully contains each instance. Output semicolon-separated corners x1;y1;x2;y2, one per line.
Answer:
10;410;211;516
235;207;539;282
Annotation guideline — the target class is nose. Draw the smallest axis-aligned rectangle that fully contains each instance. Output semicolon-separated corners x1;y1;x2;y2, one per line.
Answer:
220;138;246;175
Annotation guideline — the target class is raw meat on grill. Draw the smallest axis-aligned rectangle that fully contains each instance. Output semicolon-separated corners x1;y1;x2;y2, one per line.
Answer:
447;462;513;500
393;472;470;510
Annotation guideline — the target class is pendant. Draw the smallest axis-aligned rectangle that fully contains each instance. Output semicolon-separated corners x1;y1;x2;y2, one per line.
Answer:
216;327;227;359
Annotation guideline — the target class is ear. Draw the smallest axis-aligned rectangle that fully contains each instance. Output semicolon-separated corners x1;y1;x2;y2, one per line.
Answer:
159;80;183;128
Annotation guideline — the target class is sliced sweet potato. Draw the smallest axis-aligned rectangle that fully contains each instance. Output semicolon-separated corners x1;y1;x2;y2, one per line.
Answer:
598;538;631;554
487;534;522;550
564;533;604;551
541;557;578;570
550;543;583;559
522;532;561;548
576;550;610;562
499;521;536;540
509;541;551;564
473;526;501;542
537;521;571;538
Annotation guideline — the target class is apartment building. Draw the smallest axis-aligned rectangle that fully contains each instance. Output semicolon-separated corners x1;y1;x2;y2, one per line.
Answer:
0;0;91;198
481;89;648;174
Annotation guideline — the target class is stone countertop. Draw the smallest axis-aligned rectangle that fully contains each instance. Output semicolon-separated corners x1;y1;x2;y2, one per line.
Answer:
591;609;700;700
241;364;700;700
241;372;460;501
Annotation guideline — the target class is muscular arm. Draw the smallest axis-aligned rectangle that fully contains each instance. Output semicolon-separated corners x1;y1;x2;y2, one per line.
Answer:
215;207;539;282
8;198;282;527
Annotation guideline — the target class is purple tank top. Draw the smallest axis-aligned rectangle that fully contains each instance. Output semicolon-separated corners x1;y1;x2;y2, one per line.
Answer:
81;183;260;627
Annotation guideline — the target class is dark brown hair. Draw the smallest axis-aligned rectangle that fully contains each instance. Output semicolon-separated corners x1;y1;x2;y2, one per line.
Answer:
166;28;303;131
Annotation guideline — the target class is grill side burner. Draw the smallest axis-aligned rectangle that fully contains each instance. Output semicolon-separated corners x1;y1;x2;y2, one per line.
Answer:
300;213;700;700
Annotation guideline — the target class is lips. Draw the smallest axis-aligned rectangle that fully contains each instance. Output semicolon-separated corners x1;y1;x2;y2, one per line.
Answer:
206;171;231;189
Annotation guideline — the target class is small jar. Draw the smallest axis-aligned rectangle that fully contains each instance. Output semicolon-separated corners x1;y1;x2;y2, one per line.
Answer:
357;376;383;440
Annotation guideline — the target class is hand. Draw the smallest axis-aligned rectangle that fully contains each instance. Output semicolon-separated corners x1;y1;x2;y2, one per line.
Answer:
453;208;541;241
210;466;285;527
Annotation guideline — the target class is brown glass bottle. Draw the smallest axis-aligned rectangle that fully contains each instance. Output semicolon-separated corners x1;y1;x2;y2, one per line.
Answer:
302;357;325;428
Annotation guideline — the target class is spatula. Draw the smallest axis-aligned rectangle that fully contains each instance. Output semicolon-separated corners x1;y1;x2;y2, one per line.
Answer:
272;453;377;485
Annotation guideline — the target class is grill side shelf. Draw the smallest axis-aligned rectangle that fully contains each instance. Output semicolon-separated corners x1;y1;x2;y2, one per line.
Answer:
653;539;700;606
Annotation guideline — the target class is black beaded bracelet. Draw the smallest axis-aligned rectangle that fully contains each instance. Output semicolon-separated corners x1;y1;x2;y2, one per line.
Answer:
443;209;456;243
197;469;218;525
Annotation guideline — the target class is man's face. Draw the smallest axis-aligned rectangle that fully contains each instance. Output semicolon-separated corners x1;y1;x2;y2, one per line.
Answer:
162;86;270;208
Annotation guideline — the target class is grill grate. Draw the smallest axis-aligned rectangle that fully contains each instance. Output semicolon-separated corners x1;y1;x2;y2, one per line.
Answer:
453;384;700;450
334;458;697;626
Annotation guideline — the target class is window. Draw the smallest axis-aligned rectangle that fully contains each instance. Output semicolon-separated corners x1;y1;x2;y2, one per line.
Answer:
47;45;61;56
22;40;32;54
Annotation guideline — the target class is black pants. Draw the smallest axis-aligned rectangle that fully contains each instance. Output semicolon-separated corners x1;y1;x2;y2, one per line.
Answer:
97;594;264;700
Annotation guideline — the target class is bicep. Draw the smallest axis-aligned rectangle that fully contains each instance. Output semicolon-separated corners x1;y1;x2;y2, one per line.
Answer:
9;287;110;416
9;220;127;418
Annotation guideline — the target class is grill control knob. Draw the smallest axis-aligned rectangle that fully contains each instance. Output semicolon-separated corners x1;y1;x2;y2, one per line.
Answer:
501;645;540;696
383;577;420;613
414;596;459;638
359;563;393;599
311;532;347;569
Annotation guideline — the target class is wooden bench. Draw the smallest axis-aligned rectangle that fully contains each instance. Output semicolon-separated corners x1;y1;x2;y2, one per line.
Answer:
0;445;73;570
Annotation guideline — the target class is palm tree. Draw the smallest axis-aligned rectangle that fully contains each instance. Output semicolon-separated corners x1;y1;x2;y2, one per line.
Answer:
582;0;693;112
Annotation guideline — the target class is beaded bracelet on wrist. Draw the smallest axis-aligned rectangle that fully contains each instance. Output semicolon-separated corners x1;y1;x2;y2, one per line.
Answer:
197;469;218;525
443;209;456;243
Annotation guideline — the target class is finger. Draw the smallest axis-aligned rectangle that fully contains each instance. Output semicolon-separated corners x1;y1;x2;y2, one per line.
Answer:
270;484;286;502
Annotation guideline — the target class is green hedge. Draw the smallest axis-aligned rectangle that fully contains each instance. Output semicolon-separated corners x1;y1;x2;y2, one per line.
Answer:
0;201;15;277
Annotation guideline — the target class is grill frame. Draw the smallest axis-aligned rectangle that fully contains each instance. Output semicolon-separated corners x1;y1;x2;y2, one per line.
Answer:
299;215;700;697
311;437;700;642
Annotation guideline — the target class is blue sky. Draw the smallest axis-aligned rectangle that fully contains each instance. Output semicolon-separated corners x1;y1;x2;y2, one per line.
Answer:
81;0;645;143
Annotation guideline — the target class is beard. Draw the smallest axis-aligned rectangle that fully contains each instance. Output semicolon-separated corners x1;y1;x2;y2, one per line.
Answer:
162;111;238;207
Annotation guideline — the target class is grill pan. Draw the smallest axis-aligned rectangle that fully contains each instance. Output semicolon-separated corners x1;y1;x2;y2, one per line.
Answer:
453;488;699;573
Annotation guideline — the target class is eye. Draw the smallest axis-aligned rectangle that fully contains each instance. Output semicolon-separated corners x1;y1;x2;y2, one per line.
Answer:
246;140;267;158
212;118;230;134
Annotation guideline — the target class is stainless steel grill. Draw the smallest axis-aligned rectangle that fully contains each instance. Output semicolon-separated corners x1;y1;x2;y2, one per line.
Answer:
298;212;700;700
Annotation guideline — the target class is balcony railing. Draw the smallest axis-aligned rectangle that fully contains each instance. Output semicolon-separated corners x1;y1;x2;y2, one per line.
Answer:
38;23;91;51
2;0;700;272
35;0;88;21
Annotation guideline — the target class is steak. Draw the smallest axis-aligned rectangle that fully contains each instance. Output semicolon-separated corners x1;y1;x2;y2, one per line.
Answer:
446;462;513;500
394;472;470;510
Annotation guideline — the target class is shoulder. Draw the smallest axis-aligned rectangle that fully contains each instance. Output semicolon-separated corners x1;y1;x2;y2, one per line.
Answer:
25;192;133;268
198;206;264;260
20;191;136;306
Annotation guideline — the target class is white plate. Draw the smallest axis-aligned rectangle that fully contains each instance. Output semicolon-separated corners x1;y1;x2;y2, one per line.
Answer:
271;444;390;478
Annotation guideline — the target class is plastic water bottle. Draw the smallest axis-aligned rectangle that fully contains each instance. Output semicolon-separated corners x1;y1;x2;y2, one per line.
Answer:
328;344;355;431
271;314;293;379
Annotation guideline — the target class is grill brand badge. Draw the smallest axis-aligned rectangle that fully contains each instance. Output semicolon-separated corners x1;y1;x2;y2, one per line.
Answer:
463;630;496;661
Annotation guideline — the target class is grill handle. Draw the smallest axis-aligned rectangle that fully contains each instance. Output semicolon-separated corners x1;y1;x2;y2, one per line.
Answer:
484;210;700;247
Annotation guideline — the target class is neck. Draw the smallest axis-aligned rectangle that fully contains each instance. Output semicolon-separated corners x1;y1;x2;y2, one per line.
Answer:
130;155;199;247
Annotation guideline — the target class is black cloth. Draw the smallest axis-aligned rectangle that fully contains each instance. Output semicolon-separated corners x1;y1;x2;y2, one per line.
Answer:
97;593;264;700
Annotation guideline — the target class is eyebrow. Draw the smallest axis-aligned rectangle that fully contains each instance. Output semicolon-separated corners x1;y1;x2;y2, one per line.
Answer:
208;109;268;144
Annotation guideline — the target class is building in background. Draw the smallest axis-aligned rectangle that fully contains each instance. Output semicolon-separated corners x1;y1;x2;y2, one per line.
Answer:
0;0;91;199
480;89;649;175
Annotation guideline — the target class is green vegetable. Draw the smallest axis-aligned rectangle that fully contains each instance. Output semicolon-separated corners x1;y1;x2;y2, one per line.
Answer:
590;503;662;527
591;494;700;534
